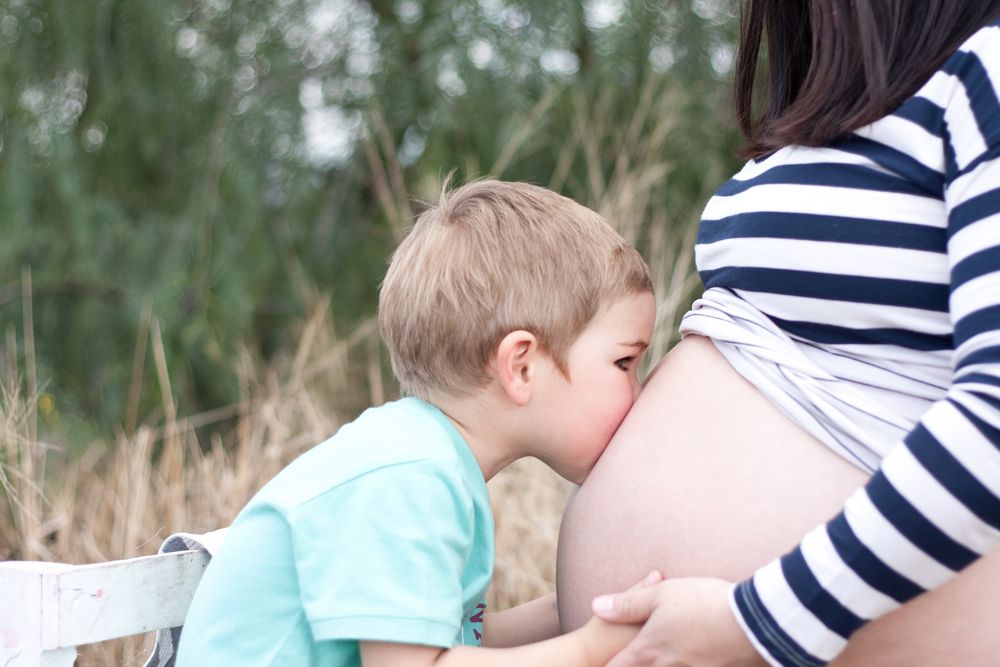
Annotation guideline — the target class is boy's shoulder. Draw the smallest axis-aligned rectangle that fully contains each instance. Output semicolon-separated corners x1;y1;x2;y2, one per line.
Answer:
248;397;480;513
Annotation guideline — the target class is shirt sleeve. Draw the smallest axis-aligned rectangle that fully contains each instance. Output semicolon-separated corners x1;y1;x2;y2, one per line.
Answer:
287;458;477;648
731;28;1000;667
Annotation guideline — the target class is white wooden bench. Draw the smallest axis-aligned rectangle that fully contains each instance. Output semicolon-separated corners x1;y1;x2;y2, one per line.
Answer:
0;550;210;666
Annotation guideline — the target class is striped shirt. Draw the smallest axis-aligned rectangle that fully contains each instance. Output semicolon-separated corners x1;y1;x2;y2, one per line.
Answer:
678;18;1000;667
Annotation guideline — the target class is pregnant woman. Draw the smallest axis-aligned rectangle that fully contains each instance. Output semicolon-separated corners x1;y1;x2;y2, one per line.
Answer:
557;2;1000;666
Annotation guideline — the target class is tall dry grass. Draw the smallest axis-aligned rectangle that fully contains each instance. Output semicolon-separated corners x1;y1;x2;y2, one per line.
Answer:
1;300;576;665
0;77;715;665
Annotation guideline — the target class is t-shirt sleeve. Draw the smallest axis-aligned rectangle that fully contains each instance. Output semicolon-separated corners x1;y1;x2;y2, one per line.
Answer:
288;458;476;648
731;26;1000;667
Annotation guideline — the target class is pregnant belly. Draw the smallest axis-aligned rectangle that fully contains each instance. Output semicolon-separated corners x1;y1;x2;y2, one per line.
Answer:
556;334;868;631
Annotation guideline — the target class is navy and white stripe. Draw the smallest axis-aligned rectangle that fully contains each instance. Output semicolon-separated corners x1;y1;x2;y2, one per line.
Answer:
680;19;1000;667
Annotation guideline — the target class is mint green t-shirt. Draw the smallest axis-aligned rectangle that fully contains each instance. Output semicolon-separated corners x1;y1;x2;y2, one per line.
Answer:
175;398;494;666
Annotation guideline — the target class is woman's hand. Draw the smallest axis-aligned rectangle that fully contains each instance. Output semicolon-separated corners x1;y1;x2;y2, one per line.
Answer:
591;577;767;667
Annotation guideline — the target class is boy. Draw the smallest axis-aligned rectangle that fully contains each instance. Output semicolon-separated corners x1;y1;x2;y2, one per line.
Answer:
176;179;657;667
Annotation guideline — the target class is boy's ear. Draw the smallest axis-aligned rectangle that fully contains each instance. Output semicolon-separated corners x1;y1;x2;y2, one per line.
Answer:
494;330;538;406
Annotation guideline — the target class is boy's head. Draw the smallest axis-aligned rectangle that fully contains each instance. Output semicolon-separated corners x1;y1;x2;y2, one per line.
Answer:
378;179;652;401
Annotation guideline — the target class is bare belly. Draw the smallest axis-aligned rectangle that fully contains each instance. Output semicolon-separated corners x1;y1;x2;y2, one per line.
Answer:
556;334;1000;665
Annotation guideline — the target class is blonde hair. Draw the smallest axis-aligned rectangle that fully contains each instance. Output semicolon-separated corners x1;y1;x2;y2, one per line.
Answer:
378;179;652;399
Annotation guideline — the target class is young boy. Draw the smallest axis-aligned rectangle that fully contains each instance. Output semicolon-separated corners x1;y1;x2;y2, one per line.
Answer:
175;179;657;667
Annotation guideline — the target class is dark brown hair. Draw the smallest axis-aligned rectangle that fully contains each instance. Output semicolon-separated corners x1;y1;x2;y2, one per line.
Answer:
735;0;1000;159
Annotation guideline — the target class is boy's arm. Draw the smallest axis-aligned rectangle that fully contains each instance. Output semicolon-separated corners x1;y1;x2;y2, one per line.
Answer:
360;617;638;667
482;568;664;648
482;592;561;647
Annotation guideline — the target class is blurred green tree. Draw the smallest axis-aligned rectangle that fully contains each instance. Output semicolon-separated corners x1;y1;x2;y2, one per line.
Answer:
0;0;740;437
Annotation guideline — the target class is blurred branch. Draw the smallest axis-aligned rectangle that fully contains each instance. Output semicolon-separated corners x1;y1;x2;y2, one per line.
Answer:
490;87;561;177
363;105;413;242
0;279;124;308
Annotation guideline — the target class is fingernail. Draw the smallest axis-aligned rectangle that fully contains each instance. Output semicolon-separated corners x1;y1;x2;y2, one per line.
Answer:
645;570;662;584
592;595;615;615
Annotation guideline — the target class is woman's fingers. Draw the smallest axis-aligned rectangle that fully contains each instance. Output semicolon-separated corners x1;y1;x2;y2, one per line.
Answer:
596;578;765;667
591;579;662;624
593;570;663;623
600;585;676;667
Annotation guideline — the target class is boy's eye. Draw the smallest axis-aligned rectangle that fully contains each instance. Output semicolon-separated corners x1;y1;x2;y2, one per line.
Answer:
615;357;634;371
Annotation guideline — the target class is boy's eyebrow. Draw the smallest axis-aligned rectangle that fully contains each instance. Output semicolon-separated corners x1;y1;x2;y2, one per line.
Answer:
621;340;649;350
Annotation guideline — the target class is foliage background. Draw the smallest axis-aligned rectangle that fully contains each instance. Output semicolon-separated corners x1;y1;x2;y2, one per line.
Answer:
1;0;740;436
1;1;742;662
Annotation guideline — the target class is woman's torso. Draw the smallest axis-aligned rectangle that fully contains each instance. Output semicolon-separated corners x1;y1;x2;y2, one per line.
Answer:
556;334;869;630
557;69;965;626
683;85;965;470
557;19;1000;661
556;334;1000;666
